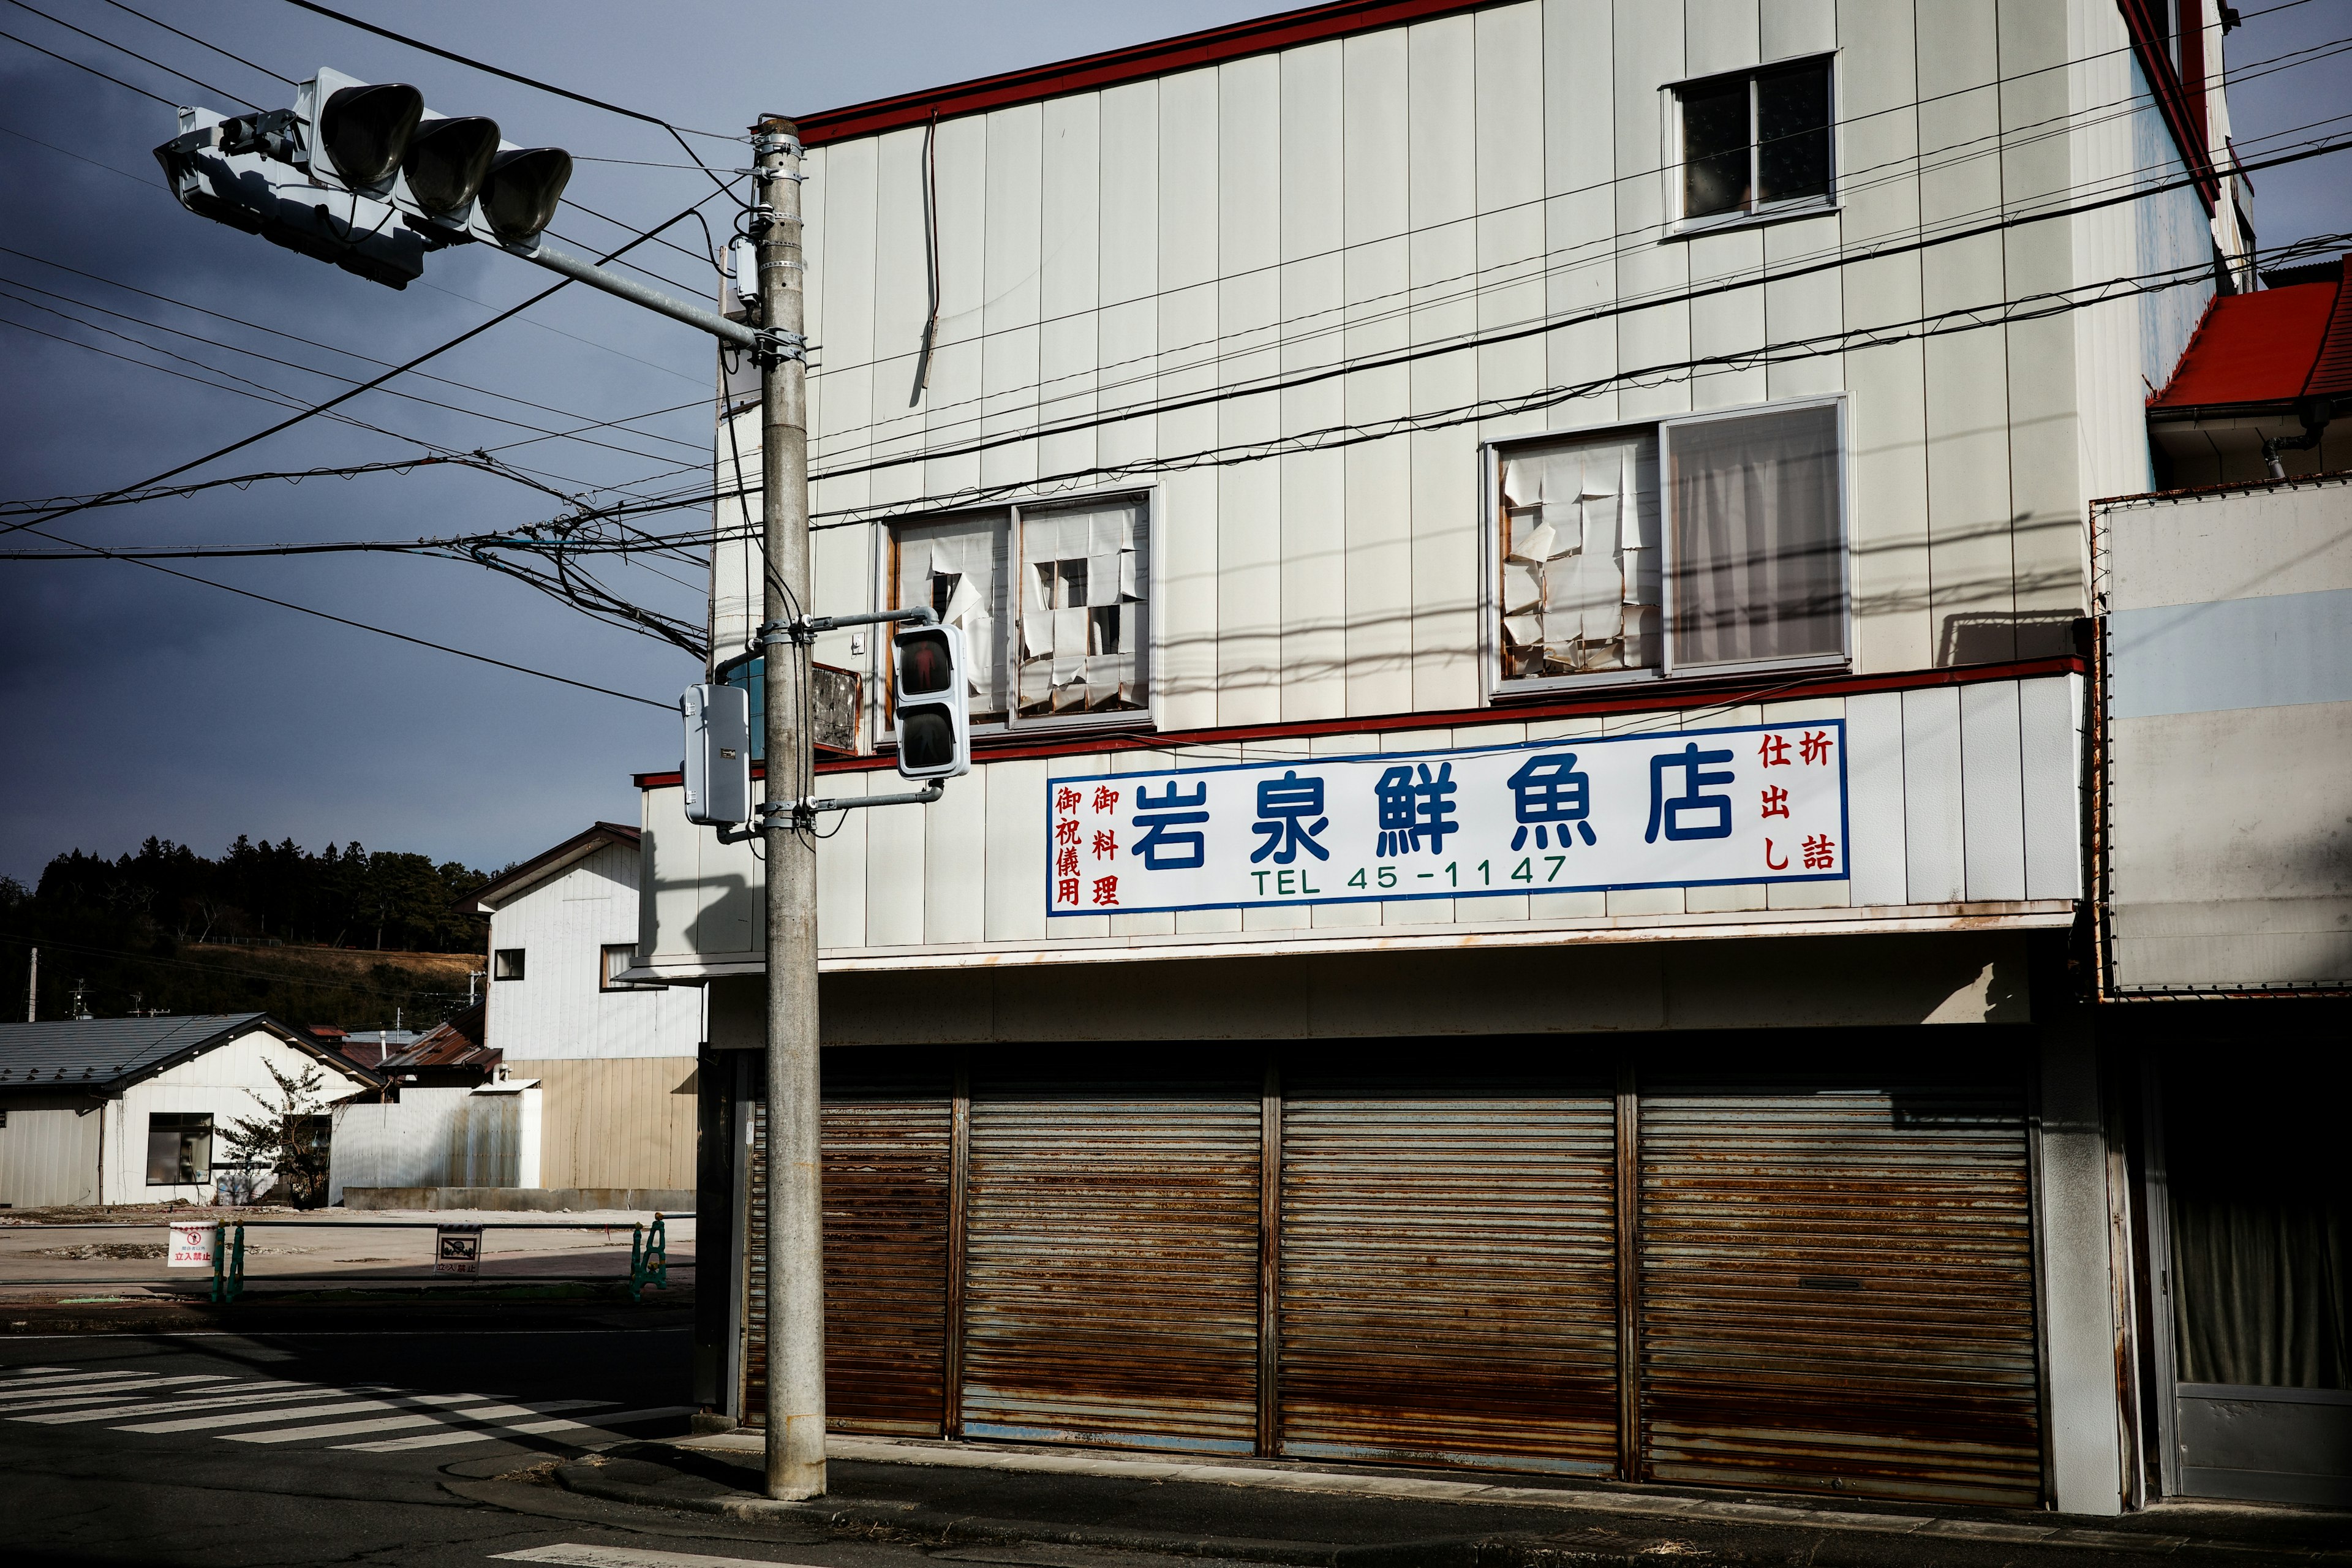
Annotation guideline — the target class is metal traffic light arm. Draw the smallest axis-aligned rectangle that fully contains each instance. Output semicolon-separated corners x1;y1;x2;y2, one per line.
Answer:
494;233;797;360
742;606;947;825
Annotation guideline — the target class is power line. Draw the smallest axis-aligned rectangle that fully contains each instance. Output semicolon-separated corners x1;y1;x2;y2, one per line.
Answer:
0;196;725;541
272;0;744;206
0;244;711;458
14;516;679;707
92;0;298;87
0;0;257;107
794;134;2352;491
0;22;179;104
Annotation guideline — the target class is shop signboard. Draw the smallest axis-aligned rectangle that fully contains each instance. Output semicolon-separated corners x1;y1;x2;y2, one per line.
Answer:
1046;720;1848;918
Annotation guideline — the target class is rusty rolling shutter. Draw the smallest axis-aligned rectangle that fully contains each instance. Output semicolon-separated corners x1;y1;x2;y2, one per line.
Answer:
824;1056;953;1435
1278;1067;1621;1474
737;1057;954;1434
960;1062;1262;1453
1636;1050;2041;1505
741;1096;768;1424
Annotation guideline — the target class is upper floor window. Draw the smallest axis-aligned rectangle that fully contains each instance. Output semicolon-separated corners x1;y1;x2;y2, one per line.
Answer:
1675;57;1833;227
1493;399;1846;694
492;948;526;981
888;493;1150;736
600;943;657;991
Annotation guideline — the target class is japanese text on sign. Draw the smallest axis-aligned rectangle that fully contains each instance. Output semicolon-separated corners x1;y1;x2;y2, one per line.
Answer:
1046;722;1847;916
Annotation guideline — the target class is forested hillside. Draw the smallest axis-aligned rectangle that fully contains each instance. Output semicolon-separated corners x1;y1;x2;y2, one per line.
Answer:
1;835;500;1029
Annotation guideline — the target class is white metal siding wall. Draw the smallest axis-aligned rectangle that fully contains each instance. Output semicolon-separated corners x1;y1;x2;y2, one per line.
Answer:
704;0;2109;718
489;842;704;1059
0;1098;101;1207
108;1030;374;1205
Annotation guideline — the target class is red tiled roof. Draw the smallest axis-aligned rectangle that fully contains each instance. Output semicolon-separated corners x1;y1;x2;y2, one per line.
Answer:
384;1003;496;1070
2150;276;2351;412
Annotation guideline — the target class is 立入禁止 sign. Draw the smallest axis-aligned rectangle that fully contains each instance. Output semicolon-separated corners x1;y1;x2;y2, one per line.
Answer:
166;1221;214;1268
434;1224;483;1276
1046;721;1847;918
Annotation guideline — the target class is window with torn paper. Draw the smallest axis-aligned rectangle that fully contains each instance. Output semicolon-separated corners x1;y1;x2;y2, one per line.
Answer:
888;494;1149;734
1493;400;1846;693
893;511;1011;723
1498;431;1662;681
1016;496;1148;718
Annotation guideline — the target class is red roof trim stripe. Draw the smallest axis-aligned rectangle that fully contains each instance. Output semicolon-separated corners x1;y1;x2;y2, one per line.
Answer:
794;0;1501;147
633;655;2084;788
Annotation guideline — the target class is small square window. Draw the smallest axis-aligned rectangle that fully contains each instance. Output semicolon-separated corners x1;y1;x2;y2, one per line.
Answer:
493;948;526;981
1676;58;1833;227
146;1112;213;1185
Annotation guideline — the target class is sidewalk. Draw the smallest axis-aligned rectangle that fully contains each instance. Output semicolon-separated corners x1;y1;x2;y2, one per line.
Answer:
555;1431;2352;1568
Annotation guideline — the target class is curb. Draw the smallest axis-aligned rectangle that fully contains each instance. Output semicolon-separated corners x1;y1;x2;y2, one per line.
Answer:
552;1464;1615;1568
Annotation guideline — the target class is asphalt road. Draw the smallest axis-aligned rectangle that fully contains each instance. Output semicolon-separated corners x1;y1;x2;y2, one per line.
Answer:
0;1330;943;1568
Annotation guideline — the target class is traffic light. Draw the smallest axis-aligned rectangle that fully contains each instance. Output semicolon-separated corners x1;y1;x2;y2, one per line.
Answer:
154;69;575;291
891;623;971;780
681;683;752;826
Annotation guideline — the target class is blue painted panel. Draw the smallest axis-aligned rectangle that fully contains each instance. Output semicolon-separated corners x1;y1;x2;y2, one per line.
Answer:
2109;588;2352;718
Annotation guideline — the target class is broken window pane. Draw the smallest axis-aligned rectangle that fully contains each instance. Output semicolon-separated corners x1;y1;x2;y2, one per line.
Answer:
1497;432;1661;683
894;511;1009;723
1018;497;1148;718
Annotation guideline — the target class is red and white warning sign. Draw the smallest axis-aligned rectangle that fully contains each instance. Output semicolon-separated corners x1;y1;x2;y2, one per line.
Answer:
166;1221;214;1268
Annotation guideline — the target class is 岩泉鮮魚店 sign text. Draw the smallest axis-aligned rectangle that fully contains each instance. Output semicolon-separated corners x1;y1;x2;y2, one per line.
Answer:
1046;721;1847;916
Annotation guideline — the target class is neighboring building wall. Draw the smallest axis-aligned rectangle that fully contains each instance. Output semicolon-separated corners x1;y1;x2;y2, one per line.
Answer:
525;1057;698;1191
108;1027;372;1206
486;838;703;1189
328;1084;541;1203
0;1095;102;1207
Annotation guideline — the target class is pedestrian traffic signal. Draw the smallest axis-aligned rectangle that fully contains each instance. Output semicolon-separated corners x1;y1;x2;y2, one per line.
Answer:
681;683;752;826
891;624;971;781
154;69;575;290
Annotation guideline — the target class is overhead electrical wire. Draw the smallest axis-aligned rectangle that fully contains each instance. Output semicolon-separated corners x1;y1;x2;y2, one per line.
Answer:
0;22;181;104
92;0;298;87
0;195;728;541
0;0;258;107
787;132;2352;492
799;4;2331;389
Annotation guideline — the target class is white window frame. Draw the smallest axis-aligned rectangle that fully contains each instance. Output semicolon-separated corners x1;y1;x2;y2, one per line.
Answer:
870;486;1161;748
1663;51;1840;239
1479;395;1852;704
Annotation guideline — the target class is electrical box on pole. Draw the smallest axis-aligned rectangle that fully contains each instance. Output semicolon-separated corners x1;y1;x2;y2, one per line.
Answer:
680;683;752;826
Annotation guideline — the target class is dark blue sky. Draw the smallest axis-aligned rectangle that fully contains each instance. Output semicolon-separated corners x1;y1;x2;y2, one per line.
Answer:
2;1;2345;886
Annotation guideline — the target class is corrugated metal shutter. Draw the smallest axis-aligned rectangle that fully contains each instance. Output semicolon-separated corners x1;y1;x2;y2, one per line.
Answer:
823;1060;953;1436
1636;1052;2041;1505
1278;1069;1621;1474
742;1096;767;1423
739;1061;955;1434
960;1065;1262;1453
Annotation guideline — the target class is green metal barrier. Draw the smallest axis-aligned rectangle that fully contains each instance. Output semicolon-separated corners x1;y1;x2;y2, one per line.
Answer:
628;1213;669;1302
210;1222;246;1305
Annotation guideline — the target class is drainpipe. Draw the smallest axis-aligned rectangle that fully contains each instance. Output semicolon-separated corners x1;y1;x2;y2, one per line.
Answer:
2262;397;2334;478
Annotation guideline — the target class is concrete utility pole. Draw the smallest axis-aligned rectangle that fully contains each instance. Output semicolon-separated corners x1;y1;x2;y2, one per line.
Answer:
24;946;34;1022
755;113;826;1502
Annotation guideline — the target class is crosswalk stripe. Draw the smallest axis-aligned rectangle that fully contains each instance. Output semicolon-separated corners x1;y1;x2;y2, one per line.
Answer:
117;1392;485;1434
6;1378;256;1418
0;1374;200;1404
21;1384;360;1426
45;1383;346;1420
224;1399;593;1445
336;1403;674;1453
0;1369;146;1388
1;1367;75;1375
1;1378;288;1414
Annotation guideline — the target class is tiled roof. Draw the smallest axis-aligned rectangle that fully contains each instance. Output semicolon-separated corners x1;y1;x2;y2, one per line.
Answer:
383;1004;497;1070
0;1014;263;1088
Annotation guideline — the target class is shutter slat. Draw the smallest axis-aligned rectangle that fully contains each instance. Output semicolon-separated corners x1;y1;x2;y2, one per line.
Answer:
1276;1074;1619;1476
1636;1066;2042;1506
959;1076;1262;1453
